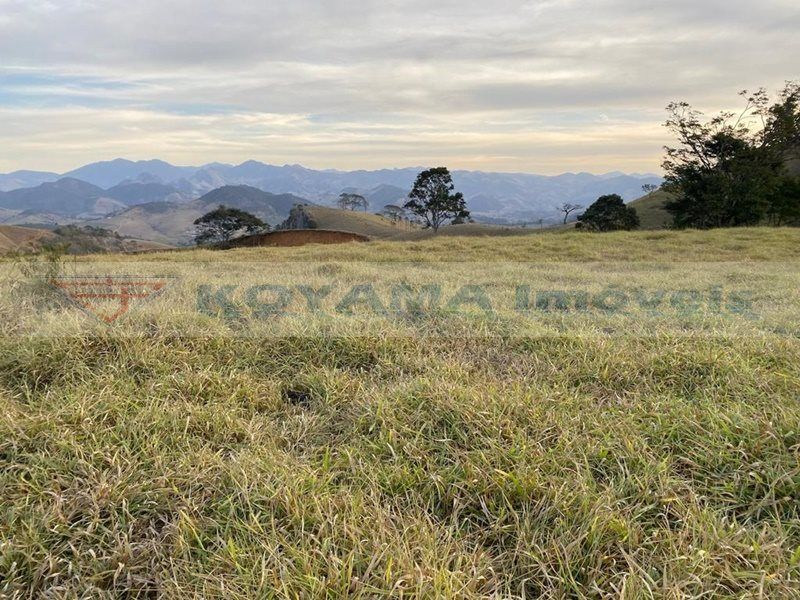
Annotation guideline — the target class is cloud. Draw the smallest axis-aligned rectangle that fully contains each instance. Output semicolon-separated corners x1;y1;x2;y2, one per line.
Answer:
0;0;797;173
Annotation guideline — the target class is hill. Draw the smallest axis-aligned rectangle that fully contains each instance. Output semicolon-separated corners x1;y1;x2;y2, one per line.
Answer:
90;185;306;245
628;189;672;229
105;181;190;205
0;178;195;226
195;185;301;218
0;178;127;221
299;206;409;239
0;224;171;254
0;225;57;252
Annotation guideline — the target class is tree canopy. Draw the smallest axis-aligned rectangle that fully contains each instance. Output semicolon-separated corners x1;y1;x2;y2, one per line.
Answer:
382;204;405;223
338;193;369;211
193;205;268;245
576;194;639;231
662;82;800;228
404;167;470;231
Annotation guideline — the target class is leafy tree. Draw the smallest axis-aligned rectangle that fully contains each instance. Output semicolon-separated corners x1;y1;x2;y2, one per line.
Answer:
558;202;583;224
193;205;268;245
662;82;800;228
576;194;639;231
641;184;660;194
382;204;405;223
338;193;369;211
404;167;470;231
767;175;800;225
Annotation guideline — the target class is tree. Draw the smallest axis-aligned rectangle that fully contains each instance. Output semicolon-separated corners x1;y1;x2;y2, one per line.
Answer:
661;82;800;228
382;204;405;223
193;205;268;245
766;175;800;225
576;194;639;231
338;193;368;211
558;202;583;224
404;167;470;231
641;184;660;194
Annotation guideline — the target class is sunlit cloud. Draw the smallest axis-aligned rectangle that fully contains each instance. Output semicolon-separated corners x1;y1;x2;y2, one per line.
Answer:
0;0;797;173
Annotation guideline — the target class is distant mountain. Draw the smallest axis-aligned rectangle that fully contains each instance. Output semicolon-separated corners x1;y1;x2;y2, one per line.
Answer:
2;159;663;222
63;159;198;188
0;178;127;222
105;182;190;205
339;184;409;209
194;185;301;217
183;162;417;201
89;185;307;245
174;166;229;194
0;170;60;192
0;177;194;225
178;162;661;221
449;171;663;221
185;164;633;222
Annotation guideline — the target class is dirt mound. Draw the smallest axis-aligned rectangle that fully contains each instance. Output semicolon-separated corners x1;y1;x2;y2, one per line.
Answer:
221;229;370;248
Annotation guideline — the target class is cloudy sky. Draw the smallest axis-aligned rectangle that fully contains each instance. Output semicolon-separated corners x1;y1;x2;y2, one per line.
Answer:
0;0;797;175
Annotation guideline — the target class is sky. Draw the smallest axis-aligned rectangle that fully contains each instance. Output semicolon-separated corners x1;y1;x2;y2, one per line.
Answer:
0;0;798;175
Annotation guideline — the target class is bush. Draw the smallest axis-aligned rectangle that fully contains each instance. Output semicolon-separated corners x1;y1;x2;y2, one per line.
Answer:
576;194;640;231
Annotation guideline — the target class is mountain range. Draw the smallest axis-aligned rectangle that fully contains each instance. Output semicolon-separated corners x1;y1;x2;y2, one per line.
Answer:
0;158;662;225
86;185;305;245
0;177;193;226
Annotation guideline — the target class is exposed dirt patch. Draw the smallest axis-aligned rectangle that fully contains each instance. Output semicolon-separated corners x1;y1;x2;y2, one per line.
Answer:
220;229;370;248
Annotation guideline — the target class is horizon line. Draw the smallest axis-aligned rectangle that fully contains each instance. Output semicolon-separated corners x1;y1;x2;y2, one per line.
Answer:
1;158;663;180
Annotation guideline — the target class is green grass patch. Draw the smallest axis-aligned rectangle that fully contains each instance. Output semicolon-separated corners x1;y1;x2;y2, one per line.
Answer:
1;229;799;597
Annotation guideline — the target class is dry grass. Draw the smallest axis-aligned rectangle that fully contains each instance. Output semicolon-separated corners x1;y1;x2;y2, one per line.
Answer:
627;190;673;230
303;206;409;239
0;225;57;253
154;226;799;263
1;227;799;598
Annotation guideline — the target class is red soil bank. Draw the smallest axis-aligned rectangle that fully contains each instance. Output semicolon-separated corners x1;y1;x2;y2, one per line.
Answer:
221;229;370;248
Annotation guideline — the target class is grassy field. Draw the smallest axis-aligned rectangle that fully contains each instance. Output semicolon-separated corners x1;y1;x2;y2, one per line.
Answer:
1;228;799;598
301;207;543;241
